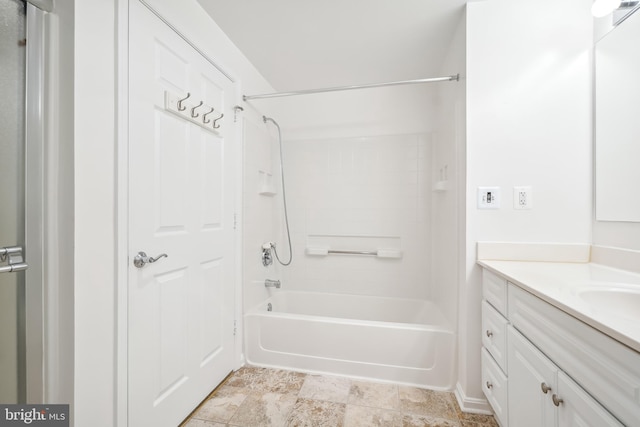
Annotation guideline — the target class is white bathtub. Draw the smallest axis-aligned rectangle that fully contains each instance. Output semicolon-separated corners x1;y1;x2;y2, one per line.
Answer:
244;291;456;389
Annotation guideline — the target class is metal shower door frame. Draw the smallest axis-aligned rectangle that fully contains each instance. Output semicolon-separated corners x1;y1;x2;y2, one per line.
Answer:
24;1;47;403
0;0;46;403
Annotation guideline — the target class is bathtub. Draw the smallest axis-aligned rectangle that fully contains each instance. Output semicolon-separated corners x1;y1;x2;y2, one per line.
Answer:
244;291;456;389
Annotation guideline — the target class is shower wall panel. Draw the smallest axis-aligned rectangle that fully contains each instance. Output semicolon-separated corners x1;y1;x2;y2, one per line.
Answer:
242;116;280;311
280;134;433;300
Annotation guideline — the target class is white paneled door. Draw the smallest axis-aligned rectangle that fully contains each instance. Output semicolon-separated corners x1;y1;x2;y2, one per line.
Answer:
128;2;237;426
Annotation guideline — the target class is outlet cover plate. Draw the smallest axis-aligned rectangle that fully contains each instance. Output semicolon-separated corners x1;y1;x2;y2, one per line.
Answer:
513;186;533;210
478;187;501;209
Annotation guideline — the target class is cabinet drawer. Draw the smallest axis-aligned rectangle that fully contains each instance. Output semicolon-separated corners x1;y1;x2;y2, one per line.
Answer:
482;347;508;426
482;300;508;372
509;284;640;426
482;269;507;316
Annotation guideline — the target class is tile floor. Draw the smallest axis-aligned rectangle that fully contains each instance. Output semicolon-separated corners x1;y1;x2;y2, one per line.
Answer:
181;366;498;427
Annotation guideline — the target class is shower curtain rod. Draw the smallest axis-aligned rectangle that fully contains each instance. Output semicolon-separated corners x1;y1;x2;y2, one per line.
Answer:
243;74;459;101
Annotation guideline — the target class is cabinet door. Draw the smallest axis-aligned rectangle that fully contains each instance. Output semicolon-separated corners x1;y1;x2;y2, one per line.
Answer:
556;372;623;427
507;326;557;427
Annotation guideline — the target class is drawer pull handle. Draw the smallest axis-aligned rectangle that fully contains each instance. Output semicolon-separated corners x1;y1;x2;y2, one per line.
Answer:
486;330;493;338
552;394;563;407
486;381;493;390
541;382;552;394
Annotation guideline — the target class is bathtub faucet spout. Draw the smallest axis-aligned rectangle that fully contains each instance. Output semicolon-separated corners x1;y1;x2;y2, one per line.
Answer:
265;279;281;289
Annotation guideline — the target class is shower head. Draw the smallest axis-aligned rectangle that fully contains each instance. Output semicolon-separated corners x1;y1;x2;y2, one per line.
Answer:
263;115;281;131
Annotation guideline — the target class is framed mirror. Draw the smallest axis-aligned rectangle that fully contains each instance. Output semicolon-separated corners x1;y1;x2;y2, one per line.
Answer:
594;6;640;222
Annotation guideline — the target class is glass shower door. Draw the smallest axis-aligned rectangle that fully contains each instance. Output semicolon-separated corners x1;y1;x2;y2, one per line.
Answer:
0;0;27;404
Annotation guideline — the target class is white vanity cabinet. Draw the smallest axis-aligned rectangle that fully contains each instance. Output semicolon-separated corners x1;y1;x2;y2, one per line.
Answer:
481;267;633;427
507;326;622;427
481;269;509;426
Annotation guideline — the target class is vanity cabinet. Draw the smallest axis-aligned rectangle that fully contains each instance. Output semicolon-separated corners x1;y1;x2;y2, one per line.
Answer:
481;268;633;427
507;326;622;426
481;269;509;426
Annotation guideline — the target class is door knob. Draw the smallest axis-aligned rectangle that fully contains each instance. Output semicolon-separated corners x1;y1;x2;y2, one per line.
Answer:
133;251;168;268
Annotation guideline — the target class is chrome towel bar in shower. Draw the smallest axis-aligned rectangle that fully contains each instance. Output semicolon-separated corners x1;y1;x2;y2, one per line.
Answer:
306;247;402;259
328;249;378;256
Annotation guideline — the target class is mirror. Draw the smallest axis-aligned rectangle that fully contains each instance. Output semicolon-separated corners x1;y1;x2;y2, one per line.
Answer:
595;7;640;222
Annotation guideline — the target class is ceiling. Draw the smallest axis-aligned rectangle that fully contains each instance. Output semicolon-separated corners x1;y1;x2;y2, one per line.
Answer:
197;0;467;92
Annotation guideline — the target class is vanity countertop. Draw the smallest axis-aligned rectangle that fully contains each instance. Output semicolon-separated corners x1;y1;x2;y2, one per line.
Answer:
478;260;640;353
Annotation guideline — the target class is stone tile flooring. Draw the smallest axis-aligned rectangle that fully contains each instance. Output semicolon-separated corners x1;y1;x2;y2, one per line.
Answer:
181;366;498;427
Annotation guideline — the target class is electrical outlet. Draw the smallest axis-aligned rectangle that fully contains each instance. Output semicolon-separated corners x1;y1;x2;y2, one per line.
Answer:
513;186;532;210
478;187;501;209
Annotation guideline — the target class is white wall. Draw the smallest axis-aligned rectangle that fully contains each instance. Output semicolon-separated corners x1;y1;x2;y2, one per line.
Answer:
433;12;466;327
461;0;592;409
263;84;439;140
74;1;115;425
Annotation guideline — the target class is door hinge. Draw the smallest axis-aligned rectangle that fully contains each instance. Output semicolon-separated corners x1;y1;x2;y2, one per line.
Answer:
233;213;238;230
233;320;237;336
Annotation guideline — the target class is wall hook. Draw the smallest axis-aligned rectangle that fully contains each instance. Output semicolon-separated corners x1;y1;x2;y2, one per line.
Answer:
191;101;204;118
213;113;224;129
202;107;216;124
233;105;244;123
177;92;191;111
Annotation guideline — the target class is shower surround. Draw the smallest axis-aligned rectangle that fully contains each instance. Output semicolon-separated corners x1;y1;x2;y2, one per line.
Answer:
244;132;457;388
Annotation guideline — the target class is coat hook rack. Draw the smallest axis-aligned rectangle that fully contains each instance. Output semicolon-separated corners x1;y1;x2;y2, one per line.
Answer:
191;101;204;118
233;105;244;123
213;113;224;129
177;92;191;111
202;107;216;124
164;90;224;133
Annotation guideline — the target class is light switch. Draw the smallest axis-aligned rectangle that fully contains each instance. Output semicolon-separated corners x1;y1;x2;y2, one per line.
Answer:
478;187;501;209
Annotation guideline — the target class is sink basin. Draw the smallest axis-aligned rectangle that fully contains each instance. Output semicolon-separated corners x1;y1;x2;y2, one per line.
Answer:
577;287;640;322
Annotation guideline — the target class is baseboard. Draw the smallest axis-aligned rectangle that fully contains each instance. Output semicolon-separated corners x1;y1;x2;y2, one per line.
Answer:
453;382;493;415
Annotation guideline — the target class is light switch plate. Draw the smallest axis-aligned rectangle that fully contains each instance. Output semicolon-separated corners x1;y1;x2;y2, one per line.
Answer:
478;187;501;209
